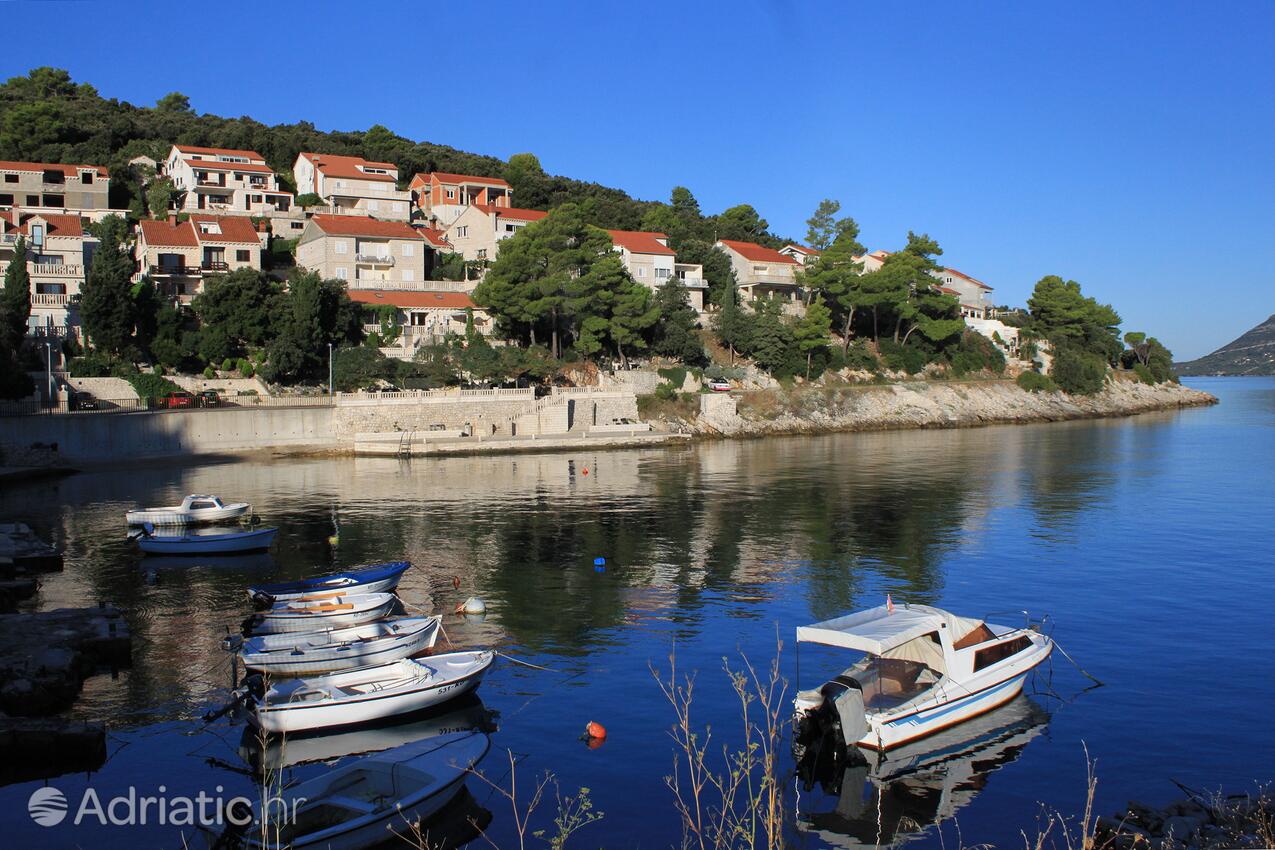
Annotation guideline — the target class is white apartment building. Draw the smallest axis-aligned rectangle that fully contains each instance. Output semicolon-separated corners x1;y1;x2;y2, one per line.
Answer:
163;144;297;219
444;204;547;262
607;230;707;313
296;215;450;287
0;159;113;218
0;210;98;340
293;153;411;221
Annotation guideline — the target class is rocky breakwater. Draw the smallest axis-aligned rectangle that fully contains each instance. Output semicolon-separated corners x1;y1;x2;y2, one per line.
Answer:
686;378;1216;437
0;605;131;783
1096;789;1273;849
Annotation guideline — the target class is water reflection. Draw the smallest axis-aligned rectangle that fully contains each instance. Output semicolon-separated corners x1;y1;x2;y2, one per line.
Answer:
795;696;1051;848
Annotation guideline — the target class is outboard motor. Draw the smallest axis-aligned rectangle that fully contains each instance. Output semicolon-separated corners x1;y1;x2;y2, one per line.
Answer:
249;590;276;610
796;674;868;752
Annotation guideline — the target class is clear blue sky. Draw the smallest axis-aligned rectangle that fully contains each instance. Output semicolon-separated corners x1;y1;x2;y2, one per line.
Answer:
5;0;1272;358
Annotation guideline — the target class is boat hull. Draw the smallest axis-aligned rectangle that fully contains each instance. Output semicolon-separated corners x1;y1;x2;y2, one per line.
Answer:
248;561;411;604
247;596;397;635
137;528;277;555
241;617;440;675
858;671;1030;751
252;653;494;734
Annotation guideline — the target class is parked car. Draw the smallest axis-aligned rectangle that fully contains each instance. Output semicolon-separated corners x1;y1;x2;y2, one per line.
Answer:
706;378;732;393
196;390;220;408
73;391;99;411
156;391;195;409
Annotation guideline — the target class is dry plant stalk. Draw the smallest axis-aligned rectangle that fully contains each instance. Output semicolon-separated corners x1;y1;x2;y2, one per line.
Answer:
651;637;789;850
457;748;603;850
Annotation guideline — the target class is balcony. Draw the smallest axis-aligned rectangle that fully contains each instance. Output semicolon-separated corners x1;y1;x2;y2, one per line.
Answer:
31;263;82;278
150;264;196;277
32;292;71;307
201;261;230;272
356;253;394;266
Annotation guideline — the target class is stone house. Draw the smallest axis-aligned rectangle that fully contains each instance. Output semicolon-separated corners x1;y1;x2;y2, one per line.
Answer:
136;214;265;302
607;229;708;313
296;214;450;287
0;210;98;340
163;144;297;220
443;204;547;262
409;172;511;228
293;153;411;221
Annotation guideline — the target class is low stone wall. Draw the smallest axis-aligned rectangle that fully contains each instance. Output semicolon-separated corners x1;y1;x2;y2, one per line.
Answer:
332;395;543;440
63;377;138;401
169;375;270;396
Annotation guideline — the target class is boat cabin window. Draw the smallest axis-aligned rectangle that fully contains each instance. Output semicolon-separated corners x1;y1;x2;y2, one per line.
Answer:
189;501;216;510
973;636;1032;672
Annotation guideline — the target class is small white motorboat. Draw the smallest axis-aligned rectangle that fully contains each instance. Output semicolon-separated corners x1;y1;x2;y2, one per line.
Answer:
248;650;495;734
237;730;490;850
238;615;441;675
245;592;397;635
126;494;250;526
133;525;277;556
793;602;1053;753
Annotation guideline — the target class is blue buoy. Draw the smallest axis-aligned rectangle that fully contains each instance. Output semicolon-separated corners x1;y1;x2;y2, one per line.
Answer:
594;557;606;566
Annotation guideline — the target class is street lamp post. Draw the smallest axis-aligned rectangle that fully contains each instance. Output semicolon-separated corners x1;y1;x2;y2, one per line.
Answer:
45;341;53;406
328;343;334;399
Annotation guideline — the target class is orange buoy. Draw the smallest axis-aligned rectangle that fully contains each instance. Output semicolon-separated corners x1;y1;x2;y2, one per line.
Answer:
586;735;605;750
585;720;607;740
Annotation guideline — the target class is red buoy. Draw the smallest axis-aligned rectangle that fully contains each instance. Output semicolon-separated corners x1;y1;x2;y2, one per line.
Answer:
585;720;607;740
582;466;589;475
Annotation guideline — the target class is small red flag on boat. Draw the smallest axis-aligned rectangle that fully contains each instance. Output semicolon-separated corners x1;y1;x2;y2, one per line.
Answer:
886;593;894;613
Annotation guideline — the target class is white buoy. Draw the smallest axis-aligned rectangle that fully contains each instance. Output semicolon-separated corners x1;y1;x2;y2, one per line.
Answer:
462;596;487;615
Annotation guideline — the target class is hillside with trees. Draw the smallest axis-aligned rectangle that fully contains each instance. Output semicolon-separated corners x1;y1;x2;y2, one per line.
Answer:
1175;316;1275;376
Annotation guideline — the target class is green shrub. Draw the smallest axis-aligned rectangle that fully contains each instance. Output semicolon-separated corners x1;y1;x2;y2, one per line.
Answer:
1051;346;1107;395
235;357;252;375
1132;363;1155;384
657;366;688;390
203;365;217;379
127;372;181;401
68;352;114;377
1017;371;1057;393
879;339;927;375
842;340;879;372
654;381;677;401
220;358;233;372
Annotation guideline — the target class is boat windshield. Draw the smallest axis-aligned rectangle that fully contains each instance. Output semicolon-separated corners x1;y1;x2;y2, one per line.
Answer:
843;655;941;711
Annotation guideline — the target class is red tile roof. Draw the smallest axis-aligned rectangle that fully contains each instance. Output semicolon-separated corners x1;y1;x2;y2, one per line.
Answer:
782;243;821;256
938;286;962;296
426;172;510;189
184;159;275;174
943;266;993;290
311;214;425;240
717;239;800;265
346;289;477;310
189;214;261;244
419;227;452;249
0;160;109;178
139;219;198;248
174;144;264;161
607;229;674;256
10;213;84;238
487;205;547;222
301;153;397;182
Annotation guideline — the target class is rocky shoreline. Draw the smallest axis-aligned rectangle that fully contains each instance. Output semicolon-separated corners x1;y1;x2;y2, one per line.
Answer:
1097;789;1273;849
676;378;1216;438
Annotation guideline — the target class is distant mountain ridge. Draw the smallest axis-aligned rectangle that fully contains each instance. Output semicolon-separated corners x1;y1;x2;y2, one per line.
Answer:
1176;315;1275;376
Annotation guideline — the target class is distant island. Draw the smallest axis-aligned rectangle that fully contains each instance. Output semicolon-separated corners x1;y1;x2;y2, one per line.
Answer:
1176;315;1275;376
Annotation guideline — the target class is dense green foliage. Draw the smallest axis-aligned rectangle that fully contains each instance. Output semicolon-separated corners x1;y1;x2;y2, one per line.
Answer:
651;279;705;364
1016;371;1058;393
1050;345;1108;395
125;370;181;401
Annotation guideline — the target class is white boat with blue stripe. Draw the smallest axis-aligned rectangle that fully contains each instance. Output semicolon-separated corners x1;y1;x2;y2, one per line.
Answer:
793;601;1053;753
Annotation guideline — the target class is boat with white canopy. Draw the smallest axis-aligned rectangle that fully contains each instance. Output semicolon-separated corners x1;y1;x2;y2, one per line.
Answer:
125;494;250;526
793;601;1052;753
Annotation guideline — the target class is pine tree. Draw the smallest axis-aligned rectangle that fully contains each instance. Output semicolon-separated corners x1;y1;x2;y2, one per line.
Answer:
2;236;31;343
79;217;138;357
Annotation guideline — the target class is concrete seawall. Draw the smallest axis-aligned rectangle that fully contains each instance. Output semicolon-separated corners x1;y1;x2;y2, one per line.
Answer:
1;405;337;463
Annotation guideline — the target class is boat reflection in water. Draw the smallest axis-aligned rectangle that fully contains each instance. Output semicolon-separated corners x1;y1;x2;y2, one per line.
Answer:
238;694;496;774
795;695;1050;848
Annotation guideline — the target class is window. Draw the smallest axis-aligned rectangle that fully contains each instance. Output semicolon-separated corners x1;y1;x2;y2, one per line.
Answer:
334;240;348;254
637;267;646;277
402;269;415;282
655;267;671;279
476;249;487;259
402;243;414;257
446;189;456;200
0;194;11;206
30;225;44;247
3;174;16;183
236;250;250;262
455;226;468;238
26;195;40;206
335;267;347;279
973;636;1033;672
81;171;94;185
504;224;517;232
291;222;304;230
753;265;767;274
